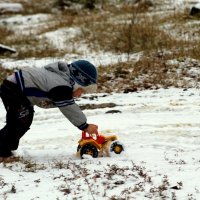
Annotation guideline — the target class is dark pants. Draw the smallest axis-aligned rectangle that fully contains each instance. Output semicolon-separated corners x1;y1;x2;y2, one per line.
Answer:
0;80;34;156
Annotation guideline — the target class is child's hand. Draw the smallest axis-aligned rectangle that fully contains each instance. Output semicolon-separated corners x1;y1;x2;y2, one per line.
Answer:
84;124;98;135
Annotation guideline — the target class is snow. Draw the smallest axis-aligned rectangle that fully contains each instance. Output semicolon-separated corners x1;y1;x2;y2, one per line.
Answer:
1;88;200;199
0;51;141;69
0;14;52;34
171;0;200;8
42;27;82;50
195;2;200;9
0;3;23;13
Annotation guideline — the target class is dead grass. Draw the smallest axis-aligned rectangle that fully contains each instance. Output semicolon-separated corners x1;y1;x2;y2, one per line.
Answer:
120;0;153;13
158;8;190;23
78;12;178;55
36;14;76;35
77;7;200;61
97;51;200;93
2;34;66;59
0;11;102;59
173;43;200;60
0;27;14;44
0;66;13;85
12;0;55;14
0;2;200;91
2;2;199;59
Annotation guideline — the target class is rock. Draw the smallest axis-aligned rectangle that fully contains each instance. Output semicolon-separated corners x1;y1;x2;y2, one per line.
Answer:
80;103;117;110
0;44;16;54
123;87;138;93
105;110;122;114
190;7;200;16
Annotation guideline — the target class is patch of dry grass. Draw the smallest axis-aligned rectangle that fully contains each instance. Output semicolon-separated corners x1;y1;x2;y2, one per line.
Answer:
0;66;13;84
0;11;101;59
1;34;66;59
2;2;199;60
79;14;176;55
97;51;200;93
77;7;200;61
0;27;14;44
12;0;55;14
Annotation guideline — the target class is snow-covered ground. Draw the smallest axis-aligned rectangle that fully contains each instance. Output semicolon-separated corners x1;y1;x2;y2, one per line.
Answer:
1;0;200;199
1;88;200;199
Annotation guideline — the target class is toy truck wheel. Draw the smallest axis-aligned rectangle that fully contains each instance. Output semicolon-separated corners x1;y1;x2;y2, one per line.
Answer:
109;141;124;155
80;144;98;158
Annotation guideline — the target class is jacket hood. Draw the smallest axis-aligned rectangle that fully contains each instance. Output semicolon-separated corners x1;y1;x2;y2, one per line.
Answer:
44;61;97;93
44;61;71;82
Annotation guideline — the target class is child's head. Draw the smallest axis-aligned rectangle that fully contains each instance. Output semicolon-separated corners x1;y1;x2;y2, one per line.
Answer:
69;60;97;94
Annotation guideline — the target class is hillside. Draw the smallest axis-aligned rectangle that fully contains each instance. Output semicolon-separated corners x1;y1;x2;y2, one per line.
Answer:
0;0;200;92
0;0;200;200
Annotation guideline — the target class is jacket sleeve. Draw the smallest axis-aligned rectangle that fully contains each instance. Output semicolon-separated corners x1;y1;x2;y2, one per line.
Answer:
59;104;89;130
48;86;88;130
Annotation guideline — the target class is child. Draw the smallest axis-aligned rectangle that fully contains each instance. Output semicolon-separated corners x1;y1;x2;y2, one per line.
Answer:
0;60;98;160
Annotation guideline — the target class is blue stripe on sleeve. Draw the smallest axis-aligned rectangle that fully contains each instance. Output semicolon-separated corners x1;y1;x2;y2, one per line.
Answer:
78;122;89;130
24;87;48;97
24;87;75;107
54;99;75;107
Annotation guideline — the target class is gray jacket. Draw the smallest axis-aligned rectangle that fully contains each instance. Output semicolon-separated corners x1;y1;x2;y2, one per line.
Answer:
14;61;88;130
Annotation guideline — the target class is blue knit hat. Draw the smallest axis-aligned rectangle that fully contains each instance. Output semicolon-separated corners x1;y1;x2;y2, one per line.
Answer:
69;60;97;86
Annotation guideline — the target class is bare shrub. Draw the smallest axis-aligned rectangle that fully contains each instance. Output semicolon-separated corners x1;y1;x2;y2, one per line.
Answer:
111;18;175;54
79;13;176;55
